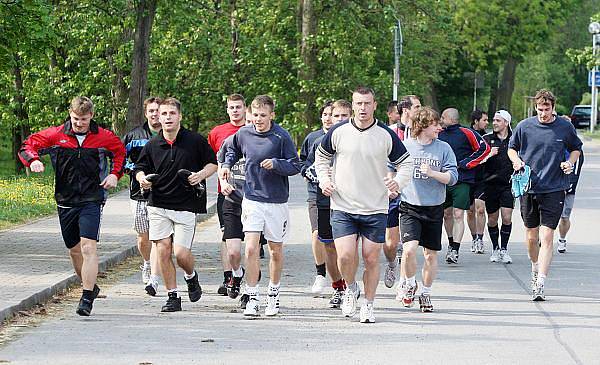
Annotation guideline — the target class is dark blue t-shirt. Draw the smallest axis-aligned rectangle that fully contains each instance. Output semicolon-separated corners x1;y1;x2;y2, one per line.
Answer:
508;116;583;194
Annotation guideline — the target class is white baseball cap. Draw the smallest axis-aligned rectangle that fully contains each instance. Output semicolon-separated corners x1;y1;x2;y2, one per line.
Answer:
494;110;511;124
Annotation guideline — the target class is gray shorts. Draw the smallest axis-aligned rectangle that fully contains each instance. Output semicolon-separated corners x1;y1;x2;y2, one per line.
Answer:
308;200;318;232
561;193;575;219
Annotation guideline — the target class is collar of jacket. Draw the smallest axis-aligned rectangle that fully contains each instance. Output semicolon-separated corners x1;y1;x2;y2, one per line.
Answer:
63;117;100;136
157;127;187;145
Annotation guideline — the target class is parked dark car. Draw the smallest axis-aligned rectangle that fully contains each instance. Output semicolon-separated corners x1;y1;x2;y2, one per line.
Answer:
570;105;591;129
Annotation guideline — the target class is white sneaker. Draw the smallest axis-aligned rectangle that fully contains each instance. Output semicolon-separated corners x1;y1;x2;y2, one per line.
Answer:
500;249;512;264
265;293;280;316
141;264;151;284
384;264;397;288
530;271;538;293
359;302;375;323
532;282;545;301
557;239;567;253
243;296;260;317
490;249;500;263
470;239;477;252
311;275;327;295
341;286;360;317
475;238;485;254
395;281;406;301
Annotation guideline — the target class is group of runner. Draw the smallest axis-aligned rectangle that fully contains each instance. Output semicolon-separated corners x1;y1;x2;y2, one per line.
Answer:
18;87;583;320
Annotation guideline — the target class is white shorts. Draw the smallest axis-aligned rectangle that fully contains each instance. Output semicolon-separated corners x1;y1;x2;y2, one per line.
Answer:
241;199;289;243
147;206;197;249
129;199;149;234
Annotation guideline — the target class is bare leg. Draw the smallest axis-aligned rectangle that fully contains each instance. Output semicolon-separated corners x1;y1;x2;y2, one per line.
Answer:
422;248;438;287
79;238;98;290
69;243;83;279
227;238;243;271
335;234;359;286
537;226;555;277
243;232;261;286
156;237;177;290
268;242;284;284
324;243;342;282
361;238;382;301
475;199;486;236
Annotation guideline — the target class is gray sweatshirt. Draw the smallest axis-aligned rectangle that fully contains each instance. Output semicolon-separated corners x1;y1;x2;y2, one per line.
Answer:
400;138;458;206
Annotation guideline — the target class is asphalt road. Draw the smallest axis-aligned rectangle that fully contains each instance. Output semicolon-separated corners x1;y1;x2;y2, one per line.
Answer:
1;138;599;365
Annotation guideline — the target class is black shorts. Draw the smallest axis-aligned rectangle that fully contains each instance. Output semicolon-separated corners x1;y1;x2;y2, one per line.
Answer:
520;191;565;230
57;202;103;249
222;199;244;240
484;184;514;213
470;182;486;204
399;202;443;251
317;208;333;243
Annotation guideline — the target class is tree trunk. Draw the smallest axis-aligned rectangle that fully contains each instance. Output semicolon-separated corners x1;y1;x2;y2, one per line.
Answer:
229;0;240;85
423;80;439;113
12;54;30;174
487;66;500;117
298;0;317;133
125;0;157;135
496;56;518;111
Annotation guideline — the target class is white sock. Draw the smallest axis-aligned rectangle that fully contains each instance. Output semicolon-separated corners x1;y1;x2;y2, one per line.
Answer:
149;274;160;283
167;289;178;297
422;285;432;295
537;274;546;286
268;282;280;295
399;276;406;286
388;259;397;268
143;260;151;268
183;271;196;280
348;281;359;293
246;284;259;297
232;266;244;277
559;237;566;241
531;262;539;273
407;276;416;286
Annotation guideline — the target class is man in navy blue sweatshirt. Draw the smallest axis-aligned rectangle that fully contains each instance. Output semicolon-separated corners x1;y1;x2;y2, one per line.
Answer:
220;95;300;318
439;108;490;264
508;89;582;301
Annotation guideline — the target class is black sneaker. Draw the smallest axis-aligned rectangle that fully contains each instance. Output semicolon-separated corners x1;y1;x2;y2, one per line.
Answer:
240;293;250;309
145;281;157;296
228;269;245;299
76;297;93;316
218;281;228;296
92;284;100;299
185;271;202;302
161;292;182;312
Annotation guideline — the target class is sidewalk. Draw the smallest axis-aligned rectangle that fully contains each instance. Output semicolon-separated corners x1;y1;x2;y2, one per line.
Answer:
0;176;218;324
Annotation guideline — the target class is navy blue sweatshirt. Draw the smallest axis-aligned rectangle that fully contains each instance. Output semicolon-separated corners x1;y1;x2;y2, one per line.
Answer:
438;124;490;184
299;129;326;201
223;123;300;204
509;116;583;194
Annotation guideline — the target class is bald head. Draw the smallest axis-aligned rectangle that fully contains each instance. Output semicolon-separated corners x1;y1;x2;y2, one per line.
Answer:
441;108;460;127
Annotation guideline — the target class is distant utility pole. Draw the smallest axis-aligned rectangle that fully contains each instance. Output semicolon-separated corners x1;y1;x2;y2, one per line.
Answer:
589;21;600;132
393;19;402;101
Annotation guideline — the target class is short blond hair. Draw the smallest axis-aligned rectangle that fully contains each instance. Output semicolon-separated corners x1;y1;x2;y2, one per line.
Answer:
251;95;275;112
69;96;94;115
332;99;351;113
534;89;556;107
160;97;181;112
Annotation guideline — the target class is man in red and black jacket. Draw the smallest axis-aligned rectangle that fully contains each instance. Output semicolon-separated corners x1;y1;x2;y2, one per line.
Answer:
438;107;490;264
18;96;125;317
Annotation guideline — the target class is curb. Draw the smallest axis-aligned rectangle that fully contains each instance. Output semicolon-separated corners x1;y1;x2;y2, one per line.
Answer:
0;198;217;324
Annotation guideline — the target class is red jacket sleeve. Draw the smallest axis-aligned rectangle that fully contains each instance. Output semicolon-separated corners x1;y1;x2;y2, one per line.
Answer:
101;128;126;179
18;126;60;167
460;127;491;169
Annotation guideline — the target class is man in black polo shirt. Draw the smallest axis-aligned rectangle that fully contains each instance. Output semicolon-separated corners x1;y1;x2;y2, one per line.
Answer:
508;89;582;301
135;97;217;312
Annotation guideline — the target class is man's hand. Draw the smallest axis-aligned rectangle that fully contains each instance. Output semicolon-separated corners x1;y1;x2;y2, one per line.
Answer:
383;176;399;192
319;180;336;197
221;180;235;195
512;158;525;171
388;190;399;199
560;161;574;175
489;146;499;157
30;160;44;173
100;174;118;189
137;172;152;190
219;167;231;181
260;159;274;170
188;171;204;186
